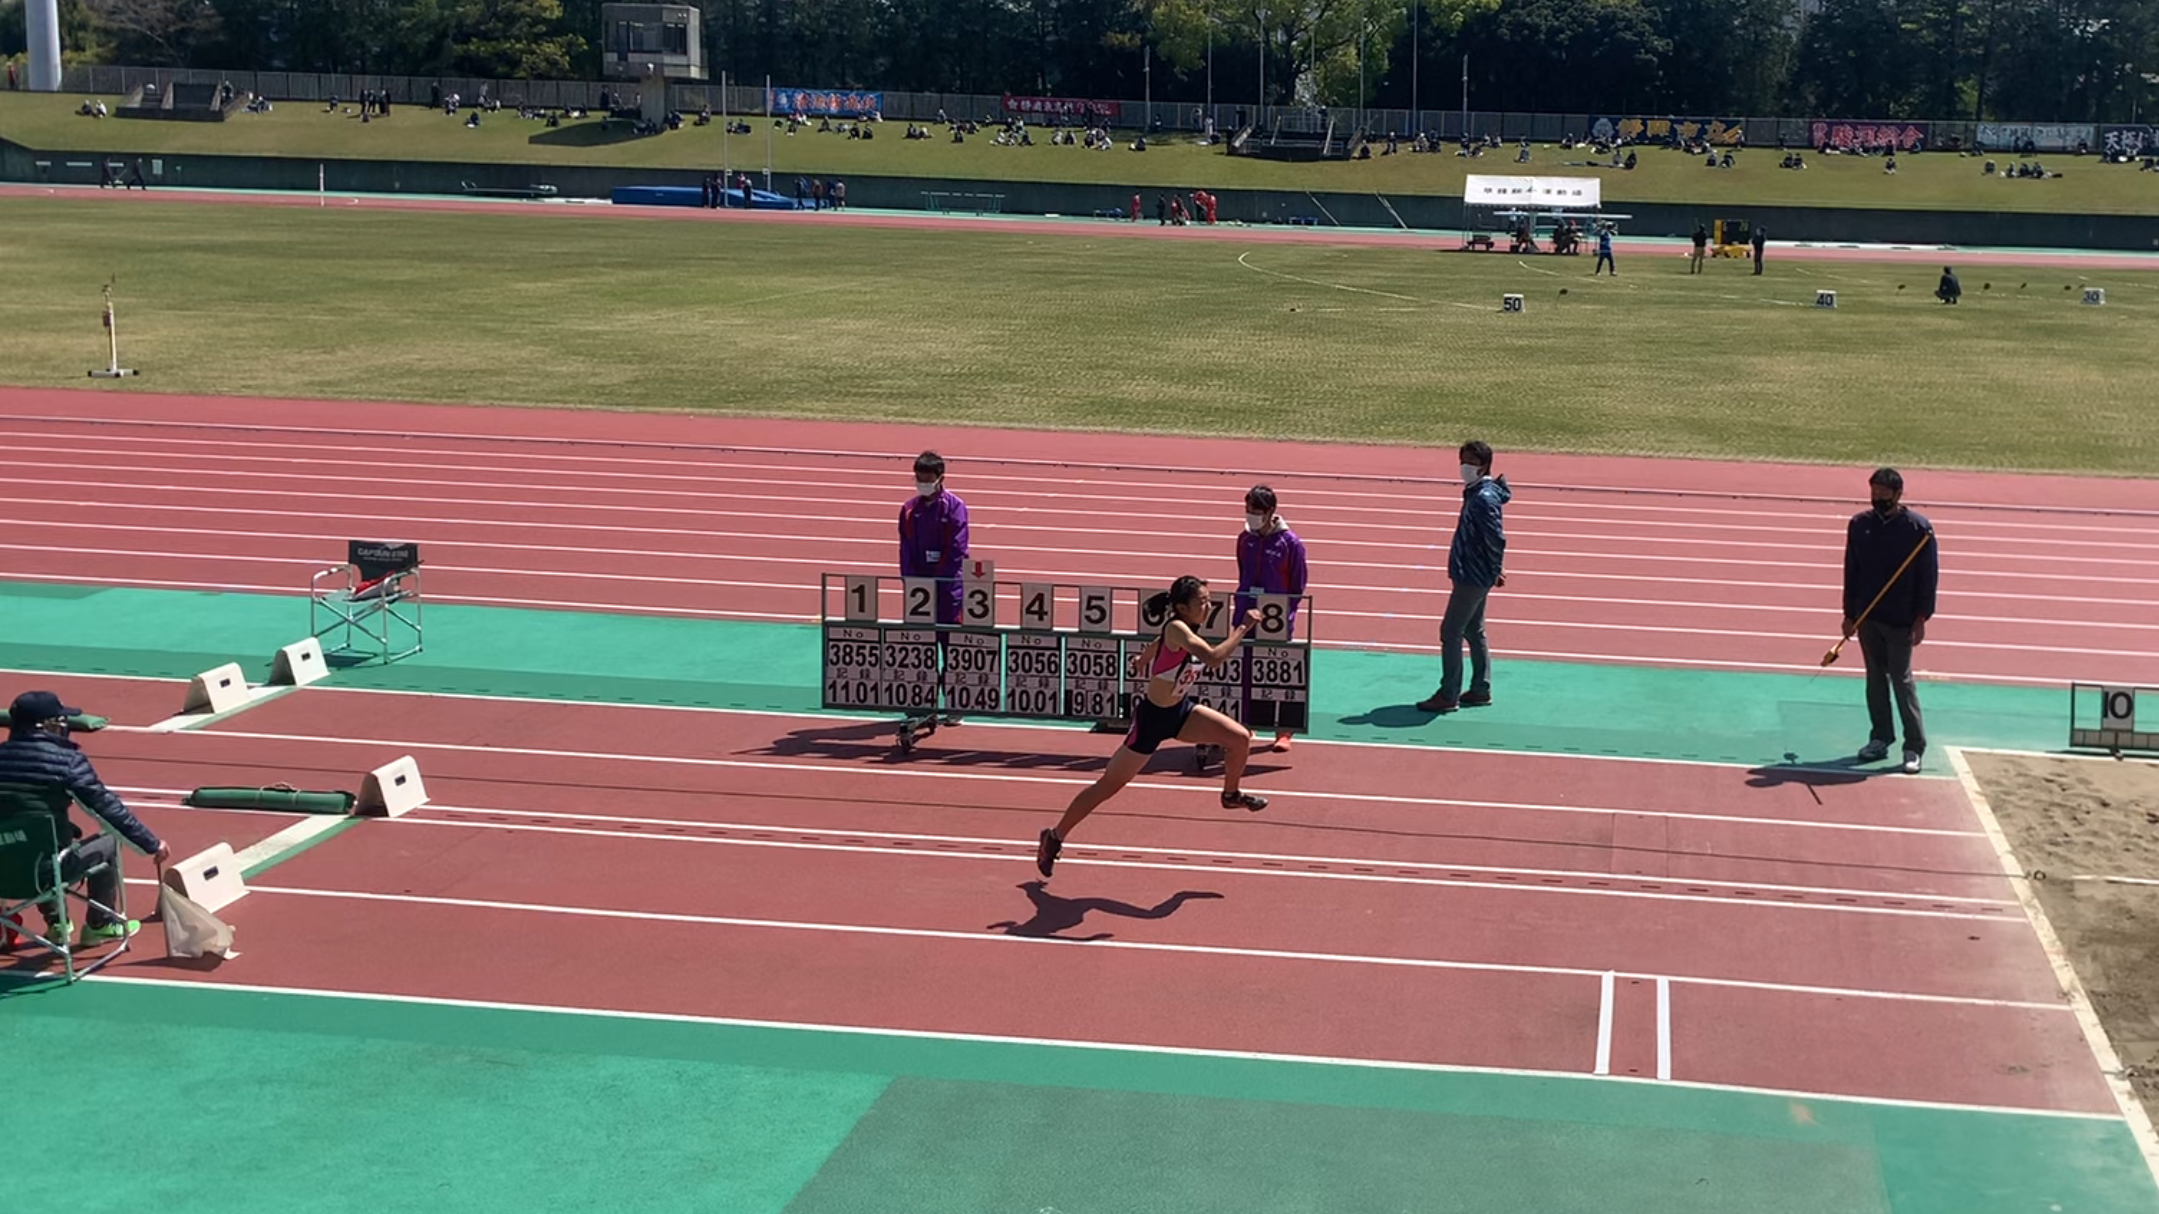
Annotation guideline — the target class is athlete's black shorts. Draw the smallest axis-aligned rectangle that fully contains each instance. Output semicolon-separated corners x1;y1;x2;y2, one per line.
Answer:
1123;694;1195;755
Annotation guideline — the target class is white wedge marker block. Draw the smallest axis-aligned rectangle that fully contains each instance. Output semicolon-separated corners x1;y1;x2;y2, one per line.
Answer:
164;843;247;914
271;637;328;687
182;662;251;715
358;756;428;818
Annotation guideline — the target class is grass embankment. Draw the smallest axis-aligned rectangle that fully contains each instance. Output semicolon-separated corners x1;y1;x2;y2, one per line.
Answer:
6;91;2156;216
2;197;2152;474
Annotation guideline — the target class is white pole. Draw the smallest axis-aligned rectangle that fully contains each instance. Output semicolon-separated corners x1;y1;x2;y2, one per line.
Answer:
1411;1;1419;133
721;69;730;185
765;74;773;191
1461;54;1469;140
26;0;61;91
318;162;325;207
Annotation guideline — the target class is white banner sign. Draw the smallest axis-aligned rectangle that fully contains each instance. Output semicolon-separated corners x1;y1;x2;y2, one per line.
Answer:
1976;122;2095;153
1464;175;1602;208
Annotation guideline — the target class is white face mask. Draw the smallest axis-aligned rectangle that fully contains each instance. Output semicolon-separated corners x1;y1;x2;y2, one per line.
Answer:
1245;513;1267;533
1460;464;1485;485
916;480;939;498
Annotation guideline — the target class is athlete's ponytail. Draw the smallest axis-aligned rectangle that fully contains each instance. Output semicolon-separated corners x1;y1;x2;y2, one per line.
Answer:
1147;575;1208;620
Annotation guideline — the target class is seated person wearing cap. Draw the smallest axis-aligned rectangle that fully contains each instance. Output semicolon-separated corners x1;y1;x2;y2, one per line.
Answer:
0;690;168;947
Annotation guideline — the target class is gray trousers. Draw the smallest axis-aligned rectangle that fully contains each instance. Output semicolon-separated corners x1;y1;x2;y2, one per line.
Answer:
1440;582;1493;700
1859;619;1926;755
40;834;122;928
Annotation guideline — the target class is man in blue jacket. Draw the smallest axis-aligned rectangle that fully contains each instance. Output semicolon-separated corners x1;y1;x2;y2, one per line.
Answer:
1420;441;1511;714
1843;469;1938;773
0;689;167;946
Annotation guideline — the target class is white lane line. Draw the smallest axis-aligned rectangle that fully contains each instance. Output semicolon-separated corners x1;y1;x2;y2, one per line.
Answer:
1595;971;1615;1075
150;727;1995;839
231;816;351;871
373;813;2013;922
8;440;2147;544
1656;977;1673;1081
237;882;2068;1011
1948;746;2159;1192
76;972;2128;1121
16;539;2158;635
7;417;2152;522
16;486;2159;569
17;523;2157;608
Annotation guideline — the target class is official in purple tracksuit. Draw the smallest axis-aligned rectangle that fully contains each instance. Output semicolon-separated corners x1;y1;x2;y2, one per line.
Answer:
900;451;970;725
898;450;970;625
1233;484;1309;752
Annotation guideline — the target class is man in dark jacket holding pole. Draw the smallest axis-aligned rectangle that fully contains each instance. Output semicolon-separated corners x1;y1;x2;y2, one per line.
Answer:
1419;441;1511;714
0;690;167;946
1843;469;1938;773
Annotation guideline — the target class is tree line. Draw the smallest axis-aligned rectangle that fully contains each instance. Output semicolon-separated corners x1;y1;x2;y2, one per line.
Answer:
4;0;2157;122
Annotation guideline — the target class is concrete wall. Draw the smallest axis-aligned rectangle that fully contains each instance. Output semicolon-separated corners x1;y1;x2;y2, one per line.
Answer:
4;140;2154;250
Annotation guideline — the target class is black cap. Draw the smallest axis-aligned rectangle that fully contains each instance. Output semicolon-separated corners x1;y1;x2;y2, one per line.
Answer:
8;690;81;726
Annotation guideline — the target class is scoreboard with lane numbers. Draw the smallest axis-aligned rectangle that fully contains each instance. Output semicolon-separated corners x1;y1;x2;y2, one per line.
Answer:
818;572;1314;745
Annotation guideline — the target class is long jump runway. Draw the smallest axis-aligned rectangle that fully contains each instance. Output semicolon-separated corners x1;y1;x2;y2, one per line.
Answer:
4;387;2157;1209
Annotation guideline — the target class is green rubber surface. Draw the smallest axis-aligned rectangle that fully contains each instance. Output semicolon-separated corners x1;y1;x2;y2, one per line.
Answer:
0;581;2072;767
0;978;2150;1214
3;577;2150;1212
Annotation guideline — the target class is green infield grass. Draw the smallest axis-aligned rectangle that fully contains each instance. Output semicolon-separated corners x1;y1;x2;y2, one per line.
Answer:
2;196;2152;474
7;91;2156;215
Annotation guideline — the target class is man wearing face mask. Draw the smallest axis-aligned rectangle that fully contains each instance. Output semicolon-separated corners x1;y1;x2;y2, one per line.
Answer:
1843;468;1937;773
900;451;970;723
0;690;168;948
1233;484;1309;752
1418;442;1511;715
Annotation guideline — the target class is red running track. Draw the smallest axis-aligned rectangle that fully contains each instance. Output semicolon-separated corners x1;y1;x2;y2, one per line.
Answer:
2;389;2156;685
55;687;2111;1114
10;182;2159;270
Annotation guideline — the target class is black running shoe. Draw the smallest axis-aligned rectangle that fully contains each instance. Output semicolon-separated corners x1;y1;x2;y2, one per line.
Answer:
1221;791;1269;812
1036;829;1063;878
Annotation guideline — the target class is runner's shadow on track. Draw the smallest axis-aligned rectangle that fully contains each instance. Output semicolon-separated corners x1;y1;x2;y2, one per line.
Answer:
756;721;1289;779
989;881;1223;941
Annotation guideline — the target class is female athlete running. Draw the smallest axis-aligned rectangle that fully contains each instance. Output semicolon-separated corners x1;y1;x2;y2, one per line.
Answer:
1036;575;1268;878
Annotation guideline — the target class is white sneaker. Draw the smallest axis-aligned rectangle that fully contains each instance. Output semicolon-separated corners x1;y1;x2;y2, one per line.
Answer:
1901;751;1922;774
1857;740;1890;763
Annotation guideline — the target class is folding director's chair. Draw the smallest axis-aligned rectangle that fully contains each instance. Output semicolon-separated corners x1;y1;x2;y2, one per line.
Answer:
0;784;132;983
311;540;424;664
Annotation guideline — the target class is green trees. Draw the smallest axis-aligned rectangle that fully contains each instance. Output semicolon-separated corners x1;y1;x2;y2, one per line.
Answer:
25;0;2159;121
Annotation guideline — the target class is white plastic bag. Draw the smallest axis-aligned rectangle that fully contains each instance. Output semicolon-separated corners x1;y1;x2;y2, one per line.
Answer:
159;882;238;960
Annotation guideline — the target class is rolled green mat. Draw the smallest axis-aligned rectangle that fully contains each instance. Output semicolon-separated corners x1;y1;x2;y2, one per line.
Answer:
185;787;356;814
0;712;108;732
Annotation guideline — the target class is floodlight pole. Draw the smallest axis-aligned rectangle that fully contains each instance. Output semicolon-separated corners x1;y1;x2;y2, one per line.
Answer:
1461;54;1469;140
764;74;773;191
721;69;729;186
